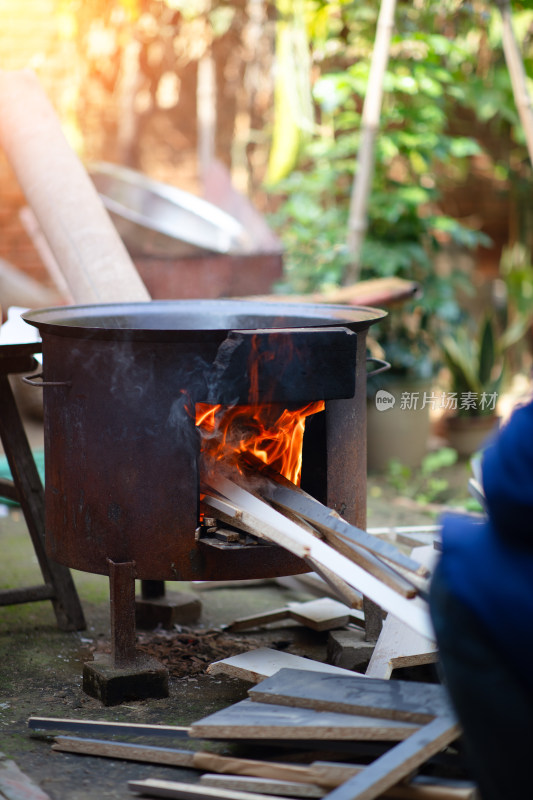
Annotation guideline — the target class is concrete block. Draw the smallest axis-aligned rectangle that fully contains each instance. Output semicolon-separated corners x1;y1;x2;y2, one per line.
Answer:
82;652;169;706
327;629;375;671
135;591;202;630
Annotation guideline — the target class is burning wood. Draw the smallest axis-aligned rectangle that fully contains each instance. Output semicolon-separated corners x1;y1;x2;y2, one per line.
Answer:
196;401;324;486
201;473;433;641
238;455;428;577
201;482;421;601
195;389;434;640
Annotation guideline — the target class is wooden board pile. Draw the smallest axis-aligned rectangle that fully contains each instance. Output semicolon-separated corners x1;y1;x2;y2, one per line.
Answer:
28;522;469;798
29;661;475;800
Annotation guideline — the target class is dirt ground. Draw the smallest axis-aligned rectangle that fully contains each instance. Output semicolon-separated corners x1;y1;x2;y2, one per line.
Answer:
0;413;473;800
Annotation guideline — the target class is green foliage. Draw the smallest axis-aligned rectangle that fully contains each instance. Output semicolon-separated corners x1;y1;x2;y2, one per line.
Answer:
386;447;458;505
268;0;532;378
441;315;504;417
498;244;533;352
440;243;533;415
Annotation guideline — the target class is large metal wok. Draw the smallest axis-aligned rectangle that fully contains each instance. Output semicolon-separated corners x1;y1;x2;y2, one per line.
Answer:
24;298;384;340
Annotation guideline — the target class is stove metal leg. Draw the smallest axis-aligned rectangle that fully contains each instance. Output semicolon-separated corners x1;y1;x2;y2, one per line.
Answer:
82;559;169;705
108;559;137;667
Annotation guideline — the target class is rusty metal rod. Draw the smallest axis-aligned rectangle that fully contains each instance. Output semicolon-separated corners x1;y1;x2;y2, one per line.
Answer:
107;558;137;667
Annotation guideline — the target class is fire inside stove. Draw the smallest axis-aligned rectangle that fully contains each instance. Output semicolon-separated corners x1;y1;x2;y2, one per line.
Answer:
195;401;325;486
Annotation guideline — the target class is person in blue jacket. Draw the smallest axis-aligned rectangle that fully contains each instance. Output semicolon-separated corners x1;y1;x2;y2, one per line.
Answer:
430;397;533;800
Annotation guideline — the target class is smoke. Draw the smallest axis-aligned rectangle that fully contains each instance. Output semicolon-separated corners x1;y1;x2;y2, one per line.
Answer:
167;389;201;462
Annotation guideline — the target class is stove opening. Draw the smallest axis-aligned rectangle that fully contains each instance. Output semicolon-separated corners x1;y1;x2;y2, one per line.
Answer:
195;401;325;487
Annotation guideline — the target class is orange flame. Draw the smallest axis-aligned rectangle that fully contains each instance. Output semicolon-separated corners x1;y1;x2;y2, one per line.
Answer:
196;401;324;486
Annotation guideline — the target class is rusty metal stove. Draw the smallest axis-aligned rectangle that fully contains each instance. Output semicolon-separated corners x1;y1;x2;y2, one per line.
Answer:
23;299;385;704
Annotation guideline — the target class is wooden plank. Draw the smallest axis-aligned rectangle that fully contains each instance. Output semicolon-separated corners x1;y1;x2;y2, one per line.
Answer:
202;492;406;604
319;716;460;800
201;494;269;540
394;532;440;550
204;478;434;641
275;573;363;610
379;545;437;590
226;599;352;633
191;756;314;785
128;779;289;800
254;474;427;577
367;526;439;538
303;561;364;611
304;530;421;599
366;548;438;680
200;775;323;798
200;773;477;800
188;698;419;742
237;454;423;579
225;608;292;632
48;739;475;798
0;70;150;304
365;615;438;679
51;737;317;785
0;752;51;800
201;492;310;559
287;599;351;631
128;766;472;800
28;717;190;739
207;648;357;683
237;471;418;598
261;494;422;599
52;737;196;766
248;670;453;725
310;765;477;799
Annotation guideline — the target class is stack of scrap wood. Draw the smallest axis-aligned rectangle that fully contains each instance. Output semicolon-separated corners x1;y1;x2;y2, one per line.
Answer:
29;664;475;799
28;533;471;798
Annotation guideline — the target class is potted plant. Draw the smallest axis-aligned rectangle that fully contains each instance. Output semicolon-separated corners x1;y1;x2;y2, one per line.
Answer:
365;305;437;470
440;315;503;458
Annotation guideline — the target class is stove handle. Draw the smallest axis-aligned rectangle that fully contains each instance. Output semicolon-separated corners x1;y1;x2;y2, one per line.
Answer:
366;357;391;378
21;373;72;388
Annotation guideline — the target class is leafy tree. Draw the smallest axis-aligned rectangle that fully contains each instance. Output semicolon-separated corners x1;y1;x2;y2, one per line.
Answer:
268;0;533;377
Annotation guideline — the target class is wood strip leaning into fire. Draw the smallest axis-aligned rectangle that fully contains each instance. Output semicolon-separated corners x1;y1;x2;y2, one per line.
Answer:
201;474;434;641
237;455;429;578
201;457;430;598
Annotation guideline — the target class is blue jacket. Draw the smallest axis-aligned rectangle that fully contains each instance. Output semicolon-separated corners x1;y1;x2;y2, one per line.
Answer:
439;399;533;689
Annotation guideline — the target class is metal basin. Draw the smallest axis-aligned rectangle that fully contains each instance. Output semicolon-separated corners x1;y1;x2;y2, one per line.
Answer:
89;162;256;258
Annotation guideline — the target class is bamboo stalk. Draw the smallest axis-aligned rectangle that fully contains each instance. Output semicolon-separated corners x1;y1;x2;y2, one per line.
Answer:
345;0;397;284
496;0;533;168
